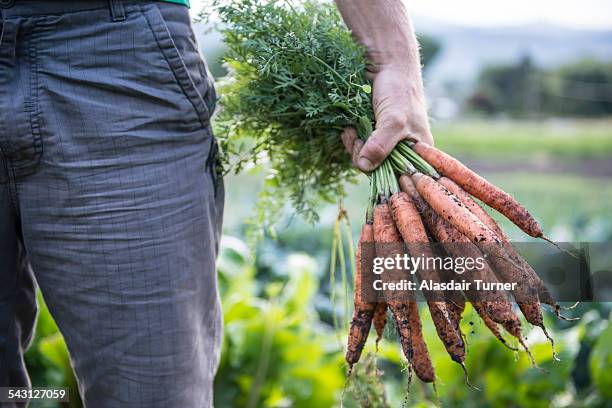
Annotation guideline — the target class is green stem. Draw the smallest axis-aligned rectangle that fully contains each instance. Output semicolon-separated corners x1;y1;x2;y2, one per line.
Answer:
329;219;340;343
390;149;417;174
396;142;440;178
380;165;390;200
308;53;354;90
374;167;385;200
337;222;348;334
366;174;376;222
389;157;405;174
387;160;399;194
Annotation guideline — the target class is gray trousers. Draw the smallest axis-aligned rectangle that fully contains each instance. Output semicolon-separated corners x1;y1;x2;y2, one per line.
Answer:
0;1;224;406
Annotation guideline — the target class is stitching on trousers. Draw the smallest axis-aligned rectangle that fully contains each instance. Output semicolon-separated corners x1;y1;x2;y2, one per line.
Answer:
140;4;211;128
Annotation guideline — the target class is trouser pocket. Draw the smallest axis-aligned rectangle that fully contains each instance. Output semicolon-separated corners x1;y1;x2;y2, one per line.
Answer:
141;2;217;128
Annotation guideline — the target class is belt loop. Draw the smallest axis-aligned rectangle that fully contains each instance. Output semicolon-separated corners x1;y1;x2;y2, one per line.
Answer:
109;0;126;22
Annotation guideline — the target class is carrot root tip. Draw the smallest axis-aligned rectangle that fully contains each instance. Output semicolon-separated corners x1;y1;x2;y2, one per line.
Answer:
561;301;580;310
541;236;579;259
541;325;561;362
518;337;540;370
501;340;520;352
460;362;481;391
555;309;581;322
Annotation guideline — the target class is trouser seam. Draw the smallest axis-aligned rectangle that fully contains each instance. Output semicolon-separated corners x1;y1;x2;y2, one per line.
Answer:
7;160;21;217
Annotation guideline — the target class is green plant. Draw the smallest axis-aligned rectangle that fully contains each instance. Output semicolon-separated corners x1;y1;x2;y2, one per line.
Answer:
215;236;346;407
24;292;82;408
210;0;439;229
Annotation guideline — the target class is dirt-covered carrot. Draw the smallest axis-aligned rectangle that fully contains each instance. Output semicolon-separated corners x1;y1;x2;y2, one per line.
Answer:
412;142;543;238
389;191;465;365
439;179;548;312
399;172;464;329
373;203;436;382
389;192;429;246
401;176;525;339
438;177;507;239
438;177;563;318
411;173;543;339
428;301;466;364
407;301;436;383
401;174;540;369
472;302;517;351
411;173;500;244
422;214;537;363
444;287;465;339
346;222;377;369
373;204;413;356
373;302;387;346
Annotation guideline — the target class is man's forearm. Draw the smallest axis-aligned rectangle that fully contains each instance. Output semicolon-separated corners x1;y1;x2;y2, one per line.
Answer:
334;0;422;74
335;0;433;167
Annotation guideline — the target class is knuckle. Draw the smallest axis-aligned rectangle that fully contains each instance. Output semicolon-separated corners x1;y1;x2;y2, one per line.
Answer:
380;111;408;130
363;136;388;161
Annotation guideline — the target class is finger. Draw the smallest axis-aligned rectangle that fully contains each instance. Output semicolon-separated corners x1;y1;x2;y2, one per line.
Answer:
406;129;434;146
421;131;434;146
341;127;358;154
356;127;402;172
351;138;364;168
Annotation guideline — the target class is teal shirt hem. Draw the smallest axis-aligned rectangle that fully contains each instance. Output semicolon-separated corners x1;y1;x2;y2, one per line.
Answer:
160;0;190;7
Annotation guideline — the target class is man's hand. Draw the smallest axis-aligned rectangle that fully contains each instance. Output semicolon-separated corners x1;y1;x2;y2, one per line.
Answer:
335;0;433;172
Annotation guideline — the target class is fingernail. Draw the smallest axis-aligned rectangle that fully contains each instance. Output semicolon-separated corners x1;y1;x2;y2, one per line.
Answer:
358;156;374;171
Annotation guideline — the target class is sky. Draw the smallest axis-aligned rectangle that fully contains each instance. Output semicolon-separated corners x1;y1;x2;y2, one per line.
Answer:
190;0;612;30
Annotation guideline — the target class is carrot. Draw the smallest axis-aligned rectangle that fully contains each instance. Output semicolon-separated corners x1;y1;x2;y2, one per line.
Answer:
472;302;517;351
411;173;544;345
345;222;377;369
373;203;435;383
373;302;387;347
444;286;465;337
428;301;466;364
411;173;500;244
401;176;524;340
438;177;557;309
389;192;429;246
407;301;436;383
439;179;548;309
373;204;413;357
389;191;465;365
412;142;543;238
479;245;544;327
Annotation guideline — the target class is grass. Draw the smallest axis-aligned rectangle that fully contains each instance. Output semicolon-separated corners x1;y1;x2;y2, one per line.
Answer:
484;173;612;241
432;119;612;158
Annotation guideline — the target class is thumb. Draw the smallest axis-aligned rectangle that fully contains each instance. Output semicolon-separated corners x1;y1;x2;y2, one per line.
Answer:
356;127;402;172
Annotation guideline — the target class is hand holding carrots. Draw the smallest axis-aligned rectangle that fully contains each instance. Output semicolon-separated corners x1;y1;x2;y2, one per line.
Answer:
335;0;434;172
345;141;575;387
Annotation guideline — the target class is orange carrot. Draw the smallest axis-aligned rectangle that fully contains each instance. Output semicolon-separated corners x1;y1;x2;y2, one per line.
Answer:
373;203;435;383
389;191;465;365
373;302;387;347
408;301;436;383
439;177;560;314
472;302;517;351
401;175;537;365
411;173;500;244
346;222;377;368
401;176;521;333
412;142;543;238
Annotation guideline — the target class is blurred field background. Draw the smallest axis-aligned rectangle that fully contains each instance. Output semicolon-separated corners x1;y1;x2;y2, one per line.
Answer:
24;1;611;407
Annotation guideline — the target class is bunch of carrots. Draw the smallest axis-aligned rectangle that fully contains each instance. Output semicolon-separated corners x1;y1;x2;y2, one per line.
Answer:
346;140;578;384
210;0;579;388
